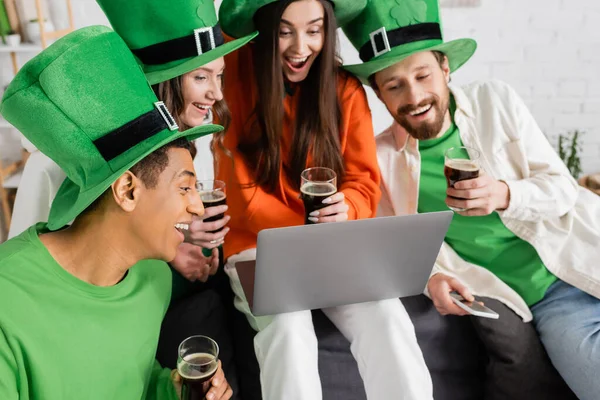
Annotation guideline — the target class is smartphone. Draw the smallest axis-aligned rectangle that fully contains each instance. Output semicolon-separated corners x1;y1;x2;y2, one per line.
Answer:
449;292;499;319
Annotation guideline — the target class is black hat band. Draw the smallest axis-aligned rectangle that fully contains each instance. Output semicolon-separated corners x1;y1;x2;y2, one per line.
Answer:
359;23;442;62
93;102;178;161
132;24;225;66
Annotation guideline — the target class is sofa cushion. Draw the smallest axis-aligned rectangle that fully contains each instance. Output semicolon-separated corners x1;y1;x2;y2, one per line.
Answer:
314;310;367;400
157;285;242;399
315;295;486;400
470;297;577;400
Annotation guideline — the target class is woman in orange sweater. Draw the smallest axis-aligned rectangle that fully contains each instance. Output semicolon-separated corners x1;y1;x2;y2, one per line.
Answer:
217;1;433;399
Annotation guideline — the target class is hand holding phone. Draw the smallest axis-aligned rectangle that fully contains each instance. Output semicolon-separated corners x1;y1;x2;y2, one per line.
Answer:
449;292;499;319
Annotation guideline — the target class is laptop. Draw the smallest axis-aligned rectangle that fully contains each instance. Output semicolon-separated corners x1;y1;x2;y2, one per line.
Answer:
236;211;453;316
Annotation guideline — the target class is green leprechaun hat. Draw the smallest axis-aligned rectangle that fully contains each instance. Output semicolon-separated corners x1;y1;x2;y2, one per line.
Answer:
0;25;223;230
96;0;257;85
219;0;367;39
343;0;477;83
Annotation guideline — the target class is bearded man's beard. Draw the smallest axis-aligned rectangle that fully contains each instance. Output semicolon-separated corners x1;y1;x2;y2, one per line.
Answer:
394;91;450;141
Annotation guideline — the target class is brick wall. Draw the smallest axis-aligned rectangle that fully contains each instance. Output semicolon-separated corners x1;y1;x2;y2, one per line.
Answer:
0;0;108;156
2;0;599;173
341;0;600;174
443;0;600;174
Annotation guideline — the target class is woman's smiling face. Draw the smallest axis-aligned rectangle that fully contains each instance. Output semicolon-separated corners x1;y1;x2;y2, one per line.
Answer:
278;0;325;83
179;57;225;127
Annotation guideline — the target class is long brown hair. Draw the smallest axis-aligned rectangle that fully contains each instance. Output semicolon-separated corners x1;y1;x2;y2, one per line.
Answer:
238;0;344;192
152;76;231;160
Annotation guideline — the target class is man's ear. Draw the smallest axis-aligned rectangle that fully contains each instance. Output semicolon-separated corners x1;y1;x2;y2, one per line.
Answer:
442;55;451;83
110;171;142;213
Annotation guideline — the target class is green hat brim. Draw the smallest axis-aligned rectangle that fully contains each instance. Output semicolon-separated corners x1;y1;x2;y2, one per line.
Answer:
144;31;258;85
47;123;223;230
344;38;477;85
220;0;366;39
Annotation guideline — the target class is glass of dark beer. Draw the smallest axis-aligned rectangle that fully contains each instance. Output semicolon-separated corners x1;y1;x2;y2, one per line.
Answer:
444;147;481;212
300;167;337;224
177;335;220;400
196;180;227;233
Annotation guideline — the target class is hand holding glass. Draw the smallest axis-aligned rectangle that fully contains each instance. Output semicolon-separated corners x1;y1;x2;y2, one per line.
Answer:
177;335;220;400
196;180;227;234
444;147;480;212
300;167;337;224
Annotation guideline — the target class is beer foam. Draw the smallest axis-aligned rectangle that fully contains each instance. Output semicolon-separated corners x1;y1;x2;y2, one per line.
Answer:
300;182;337;197
177;352;218;380
445;159;479;171
200;191;226;204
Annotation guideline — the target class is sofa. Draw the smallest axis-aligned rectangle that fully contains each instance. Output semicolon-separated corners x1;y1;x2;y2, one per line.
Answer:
316;295;488;400
157;267;490;399
157;262;578;400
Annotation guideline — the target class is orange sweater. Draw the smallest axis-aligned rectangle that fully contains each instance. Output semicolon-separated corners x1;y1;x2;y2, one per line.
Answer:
218;44;381;261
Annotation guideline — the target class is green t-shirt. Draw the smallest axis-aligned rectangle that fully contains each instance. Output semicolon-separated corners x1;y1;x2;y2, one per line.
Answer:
0;224;178;400
417;105;557;306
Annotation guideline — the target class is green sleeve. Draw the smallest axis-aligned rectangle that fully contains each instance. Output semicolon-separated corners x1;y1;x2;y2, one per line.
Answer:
0;327;18;399
145;359;178;400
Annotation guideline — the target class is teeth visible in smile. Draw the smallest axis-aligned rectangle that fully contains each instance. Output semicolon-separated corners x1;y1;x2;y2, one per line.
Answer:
287;56;308;63
194;103;211;110
409;104;432;116
175;223;189;231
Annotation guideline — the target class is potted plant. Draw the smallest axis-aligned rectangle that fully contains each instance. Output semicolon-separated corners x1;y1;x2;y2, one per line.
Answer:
557;129;584;179
25;18;55;45
6;30;20;46
0;7;6;45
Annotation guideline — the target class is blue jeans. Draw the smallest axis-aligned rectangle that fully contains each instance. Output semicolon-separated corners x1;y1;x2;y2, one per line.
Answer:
531;280;600;400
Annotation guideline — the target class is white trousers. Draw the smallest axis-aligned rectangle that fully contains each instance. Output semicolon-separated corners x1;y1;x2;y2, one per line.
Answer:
225;249;433;400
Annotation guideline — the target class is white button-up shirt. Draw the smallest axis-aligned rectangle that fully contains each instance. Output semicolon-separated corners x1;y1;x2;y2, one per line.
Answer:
376;80;600;321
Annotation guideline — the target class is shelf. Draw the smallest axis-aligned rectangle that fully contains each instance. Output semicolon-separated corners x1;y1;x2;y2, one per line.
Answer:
2;169;21;189
44;28;72;41
0;43;42;53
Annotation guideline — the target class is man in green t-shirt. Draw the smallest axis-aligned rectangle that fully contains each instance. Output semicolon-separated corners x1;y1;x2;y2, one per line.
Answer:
0;26;232;399
343;1;600;399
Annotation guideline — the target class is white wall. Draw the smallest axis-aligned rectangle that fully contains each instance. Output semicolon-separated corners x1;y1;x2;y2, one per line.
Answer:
0;0;108;158
2;0;599;173
340;0;600;174
441;0;600;174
